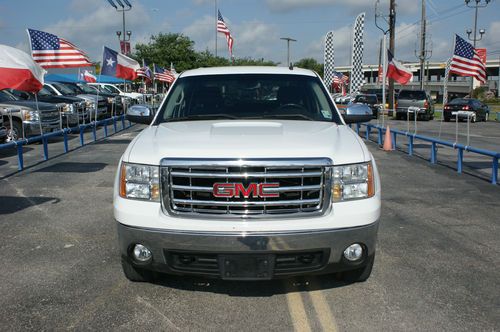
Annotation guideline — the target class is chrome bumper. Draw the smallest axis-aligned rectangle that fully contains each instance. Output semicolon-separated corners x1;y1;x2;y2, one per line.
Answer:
117;221;379;279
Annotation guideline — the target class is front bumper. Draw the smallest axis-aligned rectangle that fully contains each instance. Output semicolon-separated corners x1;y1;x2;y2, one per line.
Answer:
24;121;60;136
117;220;379;280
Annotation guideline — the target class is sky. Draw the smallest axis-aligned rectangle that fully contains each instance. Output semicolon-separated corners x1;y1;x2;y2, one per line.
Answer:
1;0;499;70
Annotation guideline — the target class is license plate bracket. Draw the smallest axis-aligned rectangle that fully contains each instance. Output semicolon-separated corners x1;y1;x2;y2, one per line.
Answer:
219;254;274;280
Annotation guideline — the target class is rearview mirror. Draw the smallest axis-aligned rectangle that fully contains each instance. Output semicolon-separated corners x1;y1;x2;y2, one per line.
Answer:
126;105;155;124
342;103;372;124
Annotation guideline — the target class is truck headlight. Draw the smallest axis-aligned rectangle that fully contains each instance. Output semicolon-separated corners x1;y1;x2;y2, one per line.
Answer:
332;162;375;202
107;97;114;104
61;104;74;113
22;109;40;121
85;100;96;110
119;163;160;201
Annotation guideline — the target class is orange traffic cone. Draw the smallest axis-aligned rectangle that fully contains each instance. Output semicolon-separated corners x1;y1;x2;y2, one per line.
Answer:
383;126;393;151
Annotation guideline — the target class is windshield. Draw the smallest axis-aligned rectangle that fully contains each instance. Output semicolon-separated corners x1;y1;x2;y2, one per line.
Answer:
157;74;340;123
398;90;426;100
0;90;18;102
78;84;98;94
354;95;377;104
449;98;470;105
105;85;121;94
38;86;55;96
51;82;77;95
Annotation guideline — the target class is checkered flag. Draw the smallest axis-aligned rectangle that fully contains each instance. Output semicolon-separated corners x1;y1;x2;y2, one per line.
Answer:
349;12;365;94
323;31;335;89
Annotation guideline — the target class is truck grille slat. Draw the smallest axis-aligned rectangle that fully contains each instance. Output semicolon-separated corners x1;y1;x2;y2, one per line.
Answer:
161;158;332;219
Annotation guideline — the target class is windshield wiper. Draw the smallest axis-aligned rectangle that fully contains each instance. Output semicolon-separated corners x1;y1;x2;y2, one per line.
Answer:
263;114;316;121
166;114;239;122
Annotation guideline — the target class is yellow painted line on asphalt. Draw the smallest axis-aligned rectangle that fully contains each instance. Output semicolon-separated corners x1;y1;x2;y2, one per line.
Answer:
285;284;312;332
308;279;339;332
277;238;338;332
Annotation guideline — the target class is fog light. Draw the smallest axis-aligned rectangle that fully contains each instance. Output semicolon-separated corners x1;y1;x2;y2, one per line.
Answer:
133;244;152;262
343;243;363;261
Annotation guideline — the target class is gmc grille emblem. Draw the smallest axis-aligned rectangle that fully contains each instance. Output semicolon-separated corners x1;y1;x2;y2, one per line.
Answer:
213;183;280;198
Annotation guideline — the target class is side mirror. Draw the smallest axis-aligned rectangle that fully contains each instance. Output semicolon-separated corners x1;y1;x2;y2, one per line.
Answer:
126;104;155;124
342;103;373;124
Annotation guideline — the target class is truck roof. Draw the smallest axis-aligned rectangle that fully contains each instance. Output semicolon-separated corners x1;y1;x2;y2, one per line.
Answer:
180;66;318;78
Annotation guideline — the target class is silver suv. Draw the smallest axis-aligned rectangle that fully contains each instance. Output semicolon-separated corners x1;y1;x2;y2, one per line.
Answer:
395;90;434;121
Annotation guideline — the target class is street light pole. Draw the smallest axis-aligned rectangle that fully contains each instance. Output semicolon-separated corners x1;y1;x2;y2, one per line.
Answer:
464;0;490;92
108;0;132;54
280;37;297;67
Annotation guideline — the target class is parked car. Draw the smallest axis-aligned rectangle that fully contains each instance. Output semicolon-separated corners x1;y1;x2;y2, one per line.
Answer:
45;82;108;120
443;98;489;122
395;89;434;121
87;84;132;113
352;94;379;118
88;83;143;104
8;88;88;127
115;66;380;283
0;90;61;141
71;82;123;117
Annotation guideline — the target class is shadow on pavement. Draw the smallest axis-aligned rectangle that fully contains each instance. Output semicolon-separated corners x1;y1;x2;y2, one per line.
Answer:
35;162;107;173
0;196;60;215
94;139;132;145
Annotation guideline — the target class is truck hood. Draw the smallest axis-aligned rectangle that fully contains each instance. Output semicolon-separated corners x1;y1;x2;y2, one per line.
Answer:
0;100;57;111
125;120;368;165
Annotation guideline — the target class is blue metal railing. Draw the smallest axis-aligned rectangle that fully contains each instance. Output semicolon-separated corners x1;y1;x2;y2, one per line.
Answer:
0;114;133;172
354;123;500;185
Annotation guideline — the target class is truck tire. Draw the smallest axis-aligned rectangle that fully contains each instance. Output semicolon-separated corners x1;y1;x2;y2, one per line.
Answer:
121;258;153;282
444;117;450;122
341;254;375;283
4;119;22;142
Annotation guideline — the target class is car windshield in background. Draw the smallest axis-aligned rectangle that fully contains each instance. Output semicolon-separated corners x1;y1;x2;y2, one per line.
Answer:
398;91;426;100
0;90;18;102
355;95;377;104
158;74;341;123
78;84;98;94
51;83;76;95
449;98;470;105
38;87;54;96
105;85;121;94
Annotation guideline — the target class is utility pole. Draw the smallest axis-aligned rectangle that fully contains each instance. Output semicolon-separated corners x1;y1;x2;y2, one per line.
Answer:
280;37;297;67
388;0;396;111
417;0;432;90
374;0;391;124
215;0;218;57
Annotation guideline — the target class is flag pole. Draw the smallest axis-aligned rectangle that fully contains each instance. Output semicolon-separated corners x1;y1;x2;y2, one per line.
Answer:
215;0;218;57
381;33;387;130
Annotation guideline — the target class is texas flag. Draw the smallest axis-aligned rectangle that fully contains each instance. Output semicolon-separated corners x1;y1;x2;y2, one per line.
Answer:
386;50;413;85
0;44;46;92
101;46;140;81
81;70;97;83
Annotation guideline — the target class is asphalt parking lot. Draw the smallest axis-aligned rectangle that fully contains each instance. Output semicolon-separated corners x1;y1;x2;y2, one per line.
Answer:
0;124;499;331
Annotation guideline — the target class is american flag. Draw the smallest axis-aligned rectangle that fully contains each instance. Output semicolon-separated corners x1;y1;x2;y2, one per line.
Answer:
137;63;153;81
449;34;486;83
27;29;92;68
332;71;348;84
154;64;175;83
217;10;234;57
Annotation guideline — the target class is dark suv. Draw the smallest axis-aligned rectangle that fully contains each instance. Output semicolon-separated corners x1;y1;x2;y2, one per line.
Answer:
353;94;379;118
395;90;434;121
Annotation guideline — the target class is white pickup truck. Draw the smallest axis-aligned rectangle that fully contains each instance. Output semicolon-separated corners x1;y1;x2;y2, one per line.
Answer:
114;66;381;283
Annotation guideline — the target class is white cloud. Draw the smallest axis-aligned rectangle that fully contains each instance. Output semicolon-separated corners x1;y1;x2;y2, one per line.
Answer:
42;1;151;63
266;0;419;15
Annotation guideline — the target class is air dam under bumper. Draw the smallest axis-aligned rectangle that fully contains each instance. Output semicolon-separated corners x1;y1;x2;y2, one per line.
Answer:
117;221;379;280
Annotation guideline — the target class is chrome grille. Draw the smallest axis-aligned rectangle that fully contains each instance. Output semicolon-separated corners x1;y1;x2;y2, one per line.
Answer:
40;110;60;123
161;158;332;218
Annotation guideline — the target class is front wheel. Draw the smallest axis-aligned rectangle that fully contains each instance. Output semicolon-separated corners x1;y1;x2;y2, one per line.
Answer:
341;254;375;283
4;119;22;142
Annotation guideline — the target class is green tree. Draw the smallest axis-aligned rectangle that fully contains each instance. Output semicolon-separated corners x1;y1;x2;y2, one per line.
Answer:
294;58;324;77
133;33;198;71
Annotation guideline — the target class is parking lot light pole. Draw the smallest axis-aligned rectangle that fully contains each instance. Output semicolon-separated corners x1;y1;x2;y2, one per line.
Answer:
280;37;297;67
108;0;132;54
464;0;490;92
